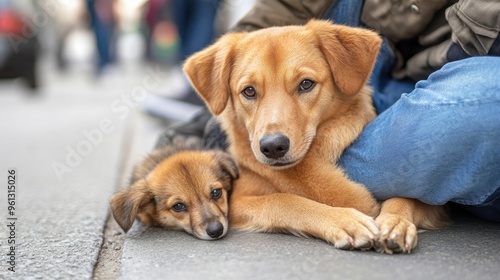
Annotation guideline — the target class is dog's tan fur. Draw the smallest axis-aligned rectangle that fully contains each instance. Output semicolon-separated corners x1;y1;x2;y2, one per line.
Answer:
184;20;447;252
110;144;239;240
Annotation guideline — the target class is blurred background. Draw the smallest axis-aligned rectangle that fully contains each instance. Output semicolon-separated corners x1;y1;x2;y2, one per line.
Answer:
0;0;254;121
0;2;255;276
2;3;499;279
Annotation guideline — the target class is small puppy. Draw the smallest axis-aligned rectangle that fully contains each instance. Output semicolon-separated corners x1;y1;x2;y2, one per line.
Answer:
110;143;239;240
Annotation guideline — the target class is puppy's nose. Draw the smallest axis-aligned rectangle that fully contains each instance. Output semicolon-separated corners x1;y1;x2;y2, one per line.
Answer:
259;134;290;159
206;222;224;239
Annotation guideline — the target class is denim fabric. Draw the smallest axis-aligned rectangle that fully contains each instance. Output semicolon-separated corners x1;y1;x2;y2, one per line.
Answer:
87;0;115;71
325;0;500;221
173;0;220;60
324;0;363;27
340;57;500;208
369;38;416;114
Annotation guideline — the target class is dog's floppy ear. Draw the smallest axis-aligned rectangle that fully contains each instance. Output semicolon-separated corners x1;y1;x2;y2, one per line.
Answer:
183;33;243;115
109;180;153;232
214;151;239;182
306;20;382;96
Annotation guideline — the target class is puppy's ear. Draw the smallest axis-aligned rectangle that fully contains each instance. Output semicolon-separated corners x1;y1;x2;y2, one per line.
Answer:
214;151;239;182
109;180;153;233
306;20;382;96
183;33;244;115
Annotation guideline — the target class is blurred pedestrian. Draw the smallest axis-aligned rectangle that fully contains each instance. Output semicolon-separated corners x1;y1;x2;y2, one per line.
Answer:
141;0;222;120
87;0;116;75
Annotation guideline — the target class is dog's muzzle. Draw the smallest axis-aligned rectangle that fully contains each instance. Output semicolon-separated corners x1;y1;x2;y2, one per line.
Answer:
259;134;290;159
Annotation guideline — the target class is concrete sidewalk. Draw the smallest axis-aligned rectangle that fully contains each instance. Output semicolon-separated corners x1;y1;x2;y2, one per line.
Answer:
119;216;500;280
0;62;499;280
0;62;166;279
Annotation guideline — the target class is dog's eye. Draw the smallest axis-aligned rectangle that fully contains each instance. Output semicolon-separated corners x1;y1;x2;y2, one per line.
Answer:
211;189;223;200
298;79;316;93
172;203;187;212
242;86;257;99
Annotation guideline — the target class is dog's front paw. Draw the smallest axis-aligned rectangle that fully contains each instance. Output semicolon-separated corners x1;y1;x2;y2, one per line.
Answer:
375;213;417;254
325;208;379;251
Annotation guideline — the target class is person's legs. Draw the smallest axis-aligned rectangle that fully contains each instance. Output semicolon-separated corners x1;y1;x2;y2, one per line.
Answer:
339;57;500;222
144;0;212;117
326;2;500;221
183;0;220;58
323;0;363;27
172;0;219;60
172;0;189;60
370;40;416;114
87;0;115;72
94;20;114;70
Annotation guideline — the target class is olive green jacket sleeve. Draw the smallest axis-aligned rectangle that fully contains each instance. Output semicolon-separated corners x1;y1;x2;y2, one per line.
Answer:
446;0;500;56
232;0;499;80
363;0;499;80
232;0;335;32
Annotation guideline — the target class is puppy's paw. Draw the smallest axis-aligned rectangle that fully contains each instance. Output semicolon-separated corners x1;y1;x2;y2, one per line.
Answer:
375;213;417;254
325;208;379;251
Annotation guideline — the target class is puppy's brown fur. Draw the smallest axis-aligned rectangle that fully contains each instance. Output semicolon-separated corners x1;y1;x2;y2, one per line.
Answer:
184;20;447;252
110;144;238;240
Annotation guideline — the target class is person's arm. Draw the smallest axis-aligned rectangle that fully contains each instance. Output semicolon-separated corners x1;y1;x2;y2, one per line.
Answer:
409;0;500;80
232;0;335;32
446;0;500;57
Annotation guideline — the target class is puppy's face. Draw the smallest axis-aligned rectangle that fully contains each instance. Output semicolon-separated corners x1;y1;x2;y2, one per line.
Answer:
184;20;381;168
110;151;238;240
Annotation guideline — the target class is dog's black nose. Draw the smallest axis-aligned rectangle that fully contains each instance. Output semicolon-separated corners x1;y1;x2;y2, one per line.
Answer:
259;134;290;159
206;222;224;238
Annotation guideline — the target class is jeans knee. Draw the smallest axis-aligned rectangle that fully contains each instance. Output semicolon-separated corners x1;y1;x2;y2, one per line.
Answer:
406;57;500;105
443;56;500;76
434;57;500;92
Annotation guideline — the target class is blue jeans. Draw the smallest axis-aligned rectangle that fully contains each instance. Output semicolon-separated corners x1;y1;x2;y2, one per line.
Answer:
173;0;220;60
326;1;500;221
87;0;115;72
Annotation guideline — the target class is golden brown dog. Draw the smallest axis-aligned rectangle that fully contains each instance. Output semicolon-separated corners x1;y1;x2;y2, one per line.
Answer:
184;20;447;252
110;143;239;240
